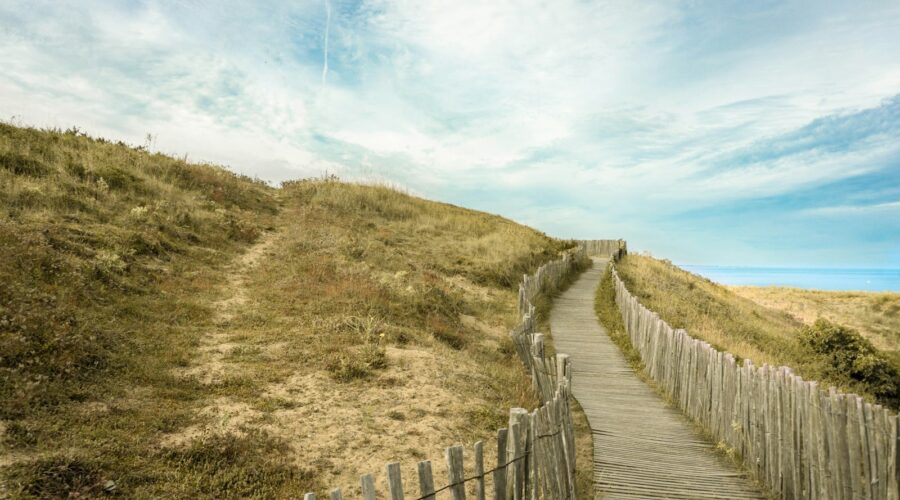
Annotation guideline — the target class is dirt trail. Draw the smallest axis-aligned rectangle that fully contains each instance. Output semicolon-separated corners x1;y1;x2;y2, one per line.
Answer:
178;231;279;385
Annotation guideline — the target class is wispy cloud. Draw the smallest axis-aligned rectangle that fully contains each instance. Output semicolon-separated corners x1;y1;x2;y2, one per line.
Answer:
802;201;900;217
1;0;899;266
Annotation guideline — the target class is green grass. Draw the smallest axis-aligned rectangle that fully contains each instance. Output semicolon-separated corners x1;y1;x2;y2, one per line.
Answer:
594;264;644;373
0;123;579;497
615;255;899;410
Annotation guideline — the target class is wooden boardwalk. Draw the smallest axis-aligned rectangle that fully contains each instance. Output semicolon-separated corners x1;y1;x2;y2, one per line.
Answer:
550;259;764;499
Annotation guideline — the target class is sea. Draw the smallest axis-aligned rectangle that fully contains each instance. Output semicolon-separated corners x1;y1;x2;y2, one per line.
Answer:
678;265;900;292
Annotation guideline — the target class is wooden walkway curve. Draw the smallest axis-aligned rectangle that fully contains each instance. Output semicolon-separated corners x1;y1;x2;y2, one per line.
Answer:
550;258;764;499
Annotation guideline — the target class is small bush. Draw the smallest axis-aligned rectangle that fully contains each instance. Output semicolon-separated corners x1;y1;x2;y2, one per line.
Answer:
324;344;387;381
428;314;467;350
0;151;51;177
162;430;317;497
799;319;899;408
10;455;109;498
92;164;142;191
223;214;261;243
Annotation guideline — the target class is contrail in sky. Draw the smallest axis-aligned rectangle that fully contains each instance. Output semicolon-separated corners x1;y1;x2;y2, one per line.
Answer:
322;0;331;84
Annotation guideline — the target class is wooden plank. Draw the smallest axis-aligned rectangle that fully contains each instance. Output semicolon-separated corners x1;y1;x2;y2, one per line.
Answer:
474;441;485;500
446;446;467;500
545;403;562;500
508;409;528;500
821;388;837;499
417;461;435;500
387;462;404;500
304;494;316;500
863;403;879;500
836;391;853;500
847;395;862;499
495;428;508;500
889;415;899;500
329;488;344;500
873;406;886;500
856;397;873;499
525;411;536;500
361;474;377;500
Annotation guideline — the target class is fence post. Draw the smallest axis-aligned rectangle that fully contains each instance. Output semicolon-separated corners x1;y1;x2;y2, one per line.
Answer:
527;410;538;500
474;440;485;500
417;460;435;500
361;474;377;500
387;462;404;500
446;445;467;500
495;428;508;500
889;415;899;500
508;409;528;500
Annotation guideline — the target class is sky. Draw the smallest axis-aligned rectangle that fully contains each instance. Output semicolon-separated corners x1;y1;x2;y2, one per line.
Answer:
1;0;899;268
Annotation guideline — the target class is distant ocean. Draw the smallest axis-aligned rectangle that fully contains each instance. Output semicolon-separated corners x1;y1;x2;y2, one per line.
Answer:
678;265;900;292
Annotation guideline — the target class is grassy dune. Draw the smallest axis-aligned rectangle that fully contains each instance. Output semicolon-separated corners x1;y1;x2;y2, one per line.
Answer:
614;255;899;410
0;124;577;498
731;286;900;360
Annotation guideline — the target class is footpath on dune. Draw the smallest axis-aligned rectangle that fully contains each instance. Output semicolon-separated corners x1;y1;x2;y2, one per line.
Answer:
549;258;764;499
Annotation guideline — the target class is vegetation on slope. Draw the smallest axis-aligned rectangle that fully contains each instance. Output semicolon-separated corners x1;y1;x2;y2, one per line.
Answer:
0;123;576;497
614;255;899;410
731;286;900;362
593;265;643;372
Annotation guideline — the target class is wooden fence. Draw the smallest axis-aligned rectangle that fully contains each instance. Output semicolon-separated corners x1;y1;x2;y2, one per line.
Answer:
301;249;587;500
575;240;626;261
609;263;900;499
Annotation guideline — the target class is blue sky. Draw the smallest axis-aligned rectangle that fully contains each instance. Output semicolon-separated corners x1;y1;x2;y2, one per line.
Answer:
1;1;899;268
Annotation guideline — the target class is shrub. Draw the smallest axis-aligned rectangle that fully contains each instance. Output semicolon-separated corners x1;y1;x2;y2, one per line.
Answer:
324;344;387;381
428;314;467;350
0;151;52;177
799;319;899;407
162;430;318;497
7;455;112;498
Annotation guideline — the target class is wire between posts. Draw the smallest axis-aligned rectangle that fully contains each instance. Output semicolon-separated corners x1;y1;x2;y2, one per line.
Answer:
412;426;568;500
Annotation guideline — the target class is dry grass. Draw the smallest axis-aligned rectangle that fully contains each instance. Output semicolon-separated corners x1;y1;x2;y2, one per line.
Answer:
731;286;900;362
615;255;899;410
0;123;577;497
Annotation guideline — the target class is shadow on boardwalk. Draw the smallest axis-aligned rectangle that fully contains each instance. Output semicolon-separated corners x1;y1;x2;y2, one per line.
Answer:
550;259;764;499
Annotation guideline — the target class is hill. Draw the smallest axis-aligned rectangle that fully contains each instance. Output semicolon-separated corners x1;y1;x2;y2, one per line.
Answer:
731;286;900;361
0;124;575;497
608;255;899;410
598;255;900;409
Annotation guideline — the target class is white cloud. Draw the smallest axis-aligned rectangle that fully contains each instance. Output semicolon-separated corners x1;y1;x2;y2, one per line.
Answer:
802;201;900;217
1;0;900;264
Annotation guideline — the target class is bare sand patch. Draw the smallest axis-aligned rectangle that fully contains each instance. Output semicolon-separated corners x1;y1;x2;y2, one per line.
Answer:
255;345;495;496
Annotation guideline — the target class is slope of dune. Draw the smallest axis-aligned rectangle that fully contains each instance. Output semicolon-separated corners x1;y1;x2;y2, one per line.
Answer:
0;123;575;498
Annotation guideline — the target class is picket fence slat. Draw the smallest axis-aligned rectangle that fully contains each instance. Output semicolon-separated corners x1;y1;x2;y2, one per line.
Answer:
361;474;377;500
387;462;404;500
417;460;435;500
446;445;466;500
